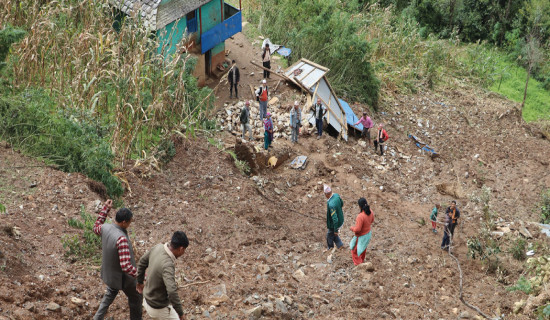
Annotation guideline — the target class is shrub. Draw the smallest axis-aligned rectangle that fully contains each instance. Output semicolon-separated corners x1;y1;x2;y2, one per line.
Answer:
257;0;380;107
541;189;550;224
511;237;527;261
507;276;533;294
0;25;25;70
0;90;123;197
62;205;103;264
0;203;5;214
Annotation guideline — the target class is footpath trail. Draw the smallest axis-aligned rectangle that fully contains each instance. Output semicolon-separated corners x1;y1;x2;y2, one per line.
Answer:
1;81;549;319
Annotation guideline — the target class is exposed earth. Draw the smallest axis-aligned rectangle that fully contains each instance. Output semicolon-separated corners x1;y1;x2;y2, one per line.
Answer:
0;28;549;320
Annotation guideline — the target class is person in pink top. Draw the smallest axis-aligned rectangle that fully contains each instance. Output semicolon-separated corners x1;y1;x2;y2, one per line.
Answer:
354;112;374;145
349;197;374;265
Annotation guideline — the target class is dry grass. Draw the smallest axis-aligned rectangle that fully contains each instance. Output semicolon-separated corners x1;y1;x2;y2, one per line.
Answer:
1;0;213;165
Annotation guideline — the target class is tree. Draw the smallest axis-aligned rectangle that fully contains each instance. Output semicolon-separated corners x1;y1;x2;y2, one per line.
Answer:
521;36;543;110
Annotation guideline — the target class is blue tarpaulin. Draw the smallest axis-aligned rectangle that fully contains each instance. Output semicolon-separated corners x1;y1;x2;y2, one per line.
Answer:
277;47;291;57
339;99;363;131
408;134;439;157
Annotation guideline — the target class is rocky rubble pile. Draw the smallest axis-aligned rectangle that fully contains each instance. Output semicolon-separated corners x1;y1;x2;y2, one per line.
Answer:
216;100;313;140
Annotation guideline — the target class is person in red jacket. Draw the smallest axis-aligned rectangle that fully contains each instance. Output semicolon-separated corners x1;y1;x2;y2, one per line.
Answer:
349;198;374;265
373;123;389;155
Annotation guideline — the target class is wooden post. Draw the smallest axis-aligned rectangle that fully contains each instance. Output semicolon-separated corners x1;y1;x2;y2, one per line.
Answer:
220;0;224;21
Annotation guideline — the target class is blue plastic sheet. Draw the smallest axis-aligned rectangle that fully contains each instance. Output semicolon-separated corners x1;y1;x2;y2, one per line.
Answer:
276;47;291;57
408;134;438;156
338;99;363;131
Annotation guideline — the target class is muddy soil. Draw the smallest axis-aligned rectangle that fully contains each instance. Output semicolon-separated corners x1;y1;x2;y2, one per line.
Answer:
1;32;549;320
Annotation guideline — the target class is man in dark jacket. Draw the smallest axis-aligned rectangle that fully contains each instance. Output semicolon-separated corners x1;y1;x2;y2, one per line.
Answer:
240;100;253;141
324;185;344;250
441;200;460;250
228;60;240;99
137;231;189;320
310;98;327;139
93;200;142;320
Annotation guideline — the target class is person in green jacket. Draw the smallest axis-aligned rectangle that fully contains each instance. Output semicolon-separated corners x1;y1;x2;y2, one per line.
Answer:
430;203;440;233
324;185;344;250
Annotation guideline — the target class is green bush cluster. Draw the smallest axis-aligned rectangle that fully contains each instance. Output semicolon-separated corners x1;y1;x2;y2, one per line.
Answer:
62;205;103;264
540;189;550;224
0;91;123;197
0;25;25;70
252;0;380;107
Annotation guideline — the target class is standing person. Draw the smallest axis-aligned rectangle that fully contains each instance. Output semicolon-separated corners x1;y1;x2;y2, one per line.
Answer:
373;123;389;155
310;98;326;139
93;200;142;320
137;231;188;320
324;185;344;251
430;203;441;233
290;101;301;143
255;79;269;121
228;60;240;99
262;43;271;79
349;198;374;265
354;112;374;145
263;112;274;150
441;201;460;250
240;100;253;142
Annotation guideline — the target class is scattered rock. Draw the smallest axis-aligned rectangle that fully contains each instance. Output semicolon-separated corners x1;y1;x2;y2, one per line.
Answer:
204;255;216;264
46;302;61;311
70;297;85;306
244;306;262;319
292;269;305;282
258;264;271;274
513;299;526;314
459;311;472;319
297;303;307;312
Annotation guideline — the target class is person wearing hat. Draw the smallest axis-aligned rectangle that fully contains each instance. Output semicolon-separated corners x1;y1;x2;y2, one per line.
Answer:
310;98;327;139
262;43;271;79
263;112;274;150
324;185;344;251
373;123;389;155
354;111;374;145
290;101;302;143
240;100;253;142
255;79;269;121
228;60;240;99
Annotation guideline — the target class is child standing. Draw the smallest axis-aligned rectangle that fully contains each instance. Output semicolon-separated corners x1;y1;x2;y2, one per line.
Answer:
430;203;440;233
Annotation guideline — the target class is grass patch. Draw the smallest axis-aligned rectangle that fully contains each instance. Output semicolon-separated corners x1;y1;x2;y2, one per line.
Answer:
62;205;103;264
490;58;550;122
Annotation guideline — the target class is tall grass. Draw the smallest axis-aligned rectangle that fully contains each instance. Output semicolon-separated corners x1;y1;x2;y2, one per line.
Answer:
1;0;213;166
490;58;550;122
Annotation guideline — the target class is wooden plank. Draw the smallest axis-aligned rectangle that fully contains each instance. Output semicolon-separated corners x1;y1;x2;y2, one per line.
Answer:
297;66;316;84
249;84;256;100
300;58;330;72
249;61;291;81
273;80;282;92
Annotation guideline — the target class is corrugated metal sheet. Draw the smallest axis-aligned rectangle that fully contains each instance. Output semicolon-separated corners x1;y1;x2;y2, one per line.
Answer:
285;59;350;140
110;0;210;31
157;0;210;30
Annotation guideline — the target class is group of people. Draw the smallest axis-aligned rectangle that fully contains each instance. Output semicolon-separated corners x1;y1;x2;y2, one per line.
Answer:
93;200;188;320
429;200;461;250
323;185;375;266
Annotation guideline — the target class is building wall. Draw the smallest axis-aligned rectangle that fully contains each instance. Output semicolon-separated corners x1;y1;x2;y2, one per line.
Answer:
211;42;226;71
200;0;222;36
156;18;187;56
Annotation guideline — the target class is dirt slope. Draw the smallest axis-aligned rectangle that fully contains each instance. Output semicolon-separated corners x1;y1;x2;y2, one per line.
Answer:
1;79;549;320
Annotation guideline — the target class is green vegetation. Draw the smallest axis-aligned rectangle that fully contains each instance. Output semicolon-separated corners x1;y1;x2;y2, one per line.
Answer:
0;25;25;71
0;0;214;197
507;276;534;294
0;91;123;197
490;58;550;122
207;137;250;175
511;238;527;261
0;203;5;214
62;205;103;264
249;0;380;107
540;189;550;224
